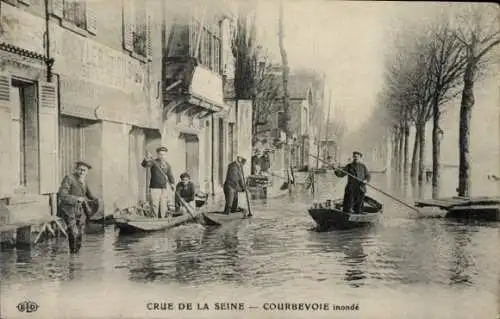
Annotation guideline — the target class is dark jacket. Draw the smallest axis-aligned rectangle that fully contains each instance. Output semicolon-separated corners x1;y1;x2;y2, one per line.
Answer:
224;161;245;192
175;181;195;209
335;162;371;192
141;158;175;188
57;173;97;220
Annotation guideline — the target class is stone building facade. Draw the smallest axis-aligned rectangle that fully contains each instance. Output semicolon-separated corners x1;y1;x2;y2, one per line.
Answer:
0;0;249;224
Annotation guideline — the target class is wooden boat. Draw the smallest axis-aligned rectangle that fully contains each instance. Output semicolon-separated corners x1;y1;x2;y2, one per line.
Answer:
308;196;383;231
115;212;202;234
202;209;250;226
114;192;209;234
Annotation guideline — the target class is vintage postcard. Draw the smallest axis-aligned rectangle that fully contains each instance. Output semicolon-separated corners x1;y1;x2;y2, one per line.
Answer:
0;0;499;318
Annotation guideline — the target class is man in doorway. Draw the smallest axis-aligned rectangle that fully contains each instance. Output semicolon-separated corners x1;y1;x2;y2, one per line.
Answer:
223;156;247;215
142;146;175;218
334;151;371;214
57;161;103;254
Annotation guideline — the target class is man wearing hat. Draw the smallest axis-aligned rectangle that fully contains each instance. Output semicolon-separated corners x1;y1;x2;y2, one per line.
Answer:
57;161;103;254
223;156;247;215
142;146;175;218
334;151;371;214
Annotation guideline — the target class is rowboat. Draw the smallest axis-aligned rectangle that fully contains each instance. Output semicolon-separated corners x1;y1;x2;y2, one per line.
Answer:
308;196;383;231
114;192;209;234
114;211;202;234
202;209;250;226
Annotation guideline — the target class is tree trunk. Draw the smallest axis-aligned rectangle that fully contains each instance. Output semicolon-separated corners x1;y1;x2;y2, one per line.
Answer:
393;129;399;172
417;123;425;187
397;126;404;183
410;128;419;182
458;58;476;197
432;96;441;199
403;124;410;183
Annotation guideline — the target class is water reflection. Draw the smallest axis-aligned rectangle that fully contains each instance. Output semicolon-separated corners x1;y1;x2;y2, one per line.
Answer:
308;227;373;288
445;224;476;286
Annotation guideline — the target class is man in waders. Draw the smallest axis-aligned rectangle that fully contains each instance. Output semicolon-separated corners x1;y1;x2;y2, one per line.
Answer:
57;161;103;254
223;156;247;215
142;146;175;218
334;151;371;214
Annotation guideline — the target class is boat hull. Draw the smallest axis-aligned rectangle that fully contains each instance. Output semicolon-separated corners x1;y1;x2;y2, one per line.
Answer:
308;196;383;231
202;211;250;226
115;211;201;235
309;208;381;230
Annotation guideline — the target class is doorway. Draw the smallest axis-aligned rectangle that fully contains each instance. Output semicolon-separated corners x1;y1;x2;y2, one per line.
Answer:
184;134;200;187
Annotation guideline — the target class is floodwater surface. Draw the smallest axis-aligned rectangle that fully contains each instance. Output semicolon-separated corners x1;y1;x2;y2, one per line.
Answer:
1;173;499;319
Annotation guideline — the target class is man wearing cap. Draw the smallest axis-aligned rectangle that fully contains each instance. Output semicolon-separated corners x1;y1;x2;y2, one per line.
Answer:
142;146;175;218
334;151;371;214
57;161;103;254
223;156;247;215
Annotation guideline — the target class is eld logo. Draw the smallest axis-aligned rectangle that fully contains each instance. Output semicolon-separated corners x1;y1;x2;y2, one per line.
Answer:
17;300;39;313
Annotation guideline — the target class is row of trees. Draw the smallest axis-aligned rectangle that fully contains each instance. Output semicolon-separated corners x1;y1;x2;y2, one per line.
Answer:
380;4;499;198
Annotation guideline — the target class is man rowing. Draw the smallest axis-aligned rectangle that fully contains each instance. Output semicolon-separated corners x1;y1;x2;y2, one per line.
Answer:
141;146;175;218
57;161;103;254
334;151;371;214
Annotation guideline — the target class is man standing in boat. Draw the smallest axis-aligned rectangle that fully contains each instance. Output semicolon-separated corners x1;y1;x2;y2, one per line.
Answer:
223;156;247;215
142;146;175;218
57;161;103;254
334;151;371;214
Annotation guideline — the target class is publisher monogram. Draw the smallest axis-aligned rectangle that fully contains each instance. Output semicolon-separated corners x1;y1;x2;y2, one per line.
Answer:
17;300;39;313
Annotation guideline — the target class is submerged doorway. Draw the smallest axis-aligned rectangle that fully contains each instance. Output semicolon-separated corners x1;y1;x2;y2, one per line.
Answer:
183;133;199;187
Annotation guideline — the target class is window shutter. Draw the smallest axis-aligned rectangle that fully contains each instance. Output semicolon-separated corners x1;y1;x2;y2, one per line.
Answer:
0;74;13;198
86;1;97;34
122;0;134;52
38;81;59;194
50;0;63;18
146;6;152;60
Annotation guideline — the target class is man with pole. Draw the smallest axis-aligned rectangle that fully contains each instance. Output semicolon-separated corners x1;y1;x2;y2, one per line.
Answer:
223;156;249;215
142;146;175;218
334;151;371;214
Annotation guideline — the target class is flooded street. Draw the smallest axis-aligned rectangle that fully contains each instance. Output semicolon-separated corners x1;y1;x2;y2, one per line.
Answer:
1;173;499;319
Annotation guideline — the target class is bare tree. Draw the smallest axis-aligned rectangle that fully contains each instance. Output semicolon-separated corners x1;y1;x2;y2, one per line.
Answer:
453;4;500;196
278;0;290;138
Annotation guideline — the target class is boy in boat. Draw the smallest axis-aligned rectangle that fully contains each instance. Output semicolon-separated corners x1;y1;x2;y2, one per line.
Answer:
141;146;175;218
174;172;196;216
223;156;247;215
334;151;371;214
57;161;103;254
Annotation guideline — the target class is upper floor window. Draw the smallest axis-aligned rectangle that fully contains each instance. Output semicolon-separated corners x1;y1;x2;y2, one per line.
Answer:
190;18;221;74
123;0;152;59
59;0;96;34
63;0;86;29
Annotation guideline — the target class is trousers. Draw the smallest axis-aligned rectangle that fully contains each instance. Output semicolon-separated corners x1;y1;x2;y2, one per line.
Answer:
150;188;172;218
223;184;239;215
65;215;85;254
342;185;366;214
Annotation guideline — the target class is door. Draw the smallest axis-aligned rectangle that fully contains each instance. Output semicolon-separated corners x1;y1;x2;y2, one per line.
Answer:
218;119;224;185
185;134;200;187
59;116;86;179
129;127;147;202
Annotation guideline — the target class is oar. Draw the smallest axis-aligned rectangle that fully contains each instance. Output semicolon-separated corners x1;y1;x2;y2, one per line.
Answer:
150;161;197;219
238;162;253;217
310;154;422;214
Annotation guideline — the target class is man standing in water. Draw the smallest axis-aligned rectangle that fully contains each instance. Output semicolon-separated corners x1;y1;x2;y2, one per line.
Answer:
142;146;175;218
58;161;103;254
223;156;247;215
334;151;371;214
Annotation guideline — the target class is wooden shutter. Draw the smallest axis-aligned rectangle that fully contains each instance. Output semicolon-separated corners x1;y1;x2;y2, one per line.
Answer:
50;0;63;18
0;74;12;198
122;0;134;52
146;5;152;60
86;1;97;34
38;81;59;194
